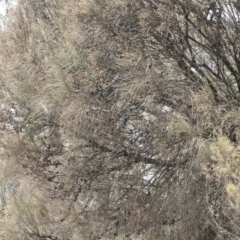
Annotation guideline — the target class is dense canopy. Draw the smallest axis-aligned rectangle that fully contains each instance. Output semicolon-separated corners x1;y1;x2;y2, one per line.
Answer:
0;0;240;239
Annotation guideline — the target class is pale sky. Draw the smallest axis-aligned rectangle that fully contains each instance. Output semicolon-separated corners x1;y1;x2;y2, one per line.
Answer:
0;2;8;16
0;0;17;29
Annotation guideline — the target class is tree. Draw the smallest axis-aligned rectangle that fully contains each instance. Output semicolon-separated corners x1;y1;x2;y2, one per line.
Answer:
0;0;240;239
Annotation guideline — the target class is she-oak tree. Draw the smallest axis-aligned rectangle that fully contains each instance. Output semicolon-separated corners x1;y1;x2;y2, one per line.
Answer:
0;0;240;239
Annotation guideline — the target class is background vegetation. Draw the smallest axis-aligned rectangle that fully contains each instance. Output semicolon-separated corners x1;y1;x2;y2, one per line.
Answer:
0;0;240;239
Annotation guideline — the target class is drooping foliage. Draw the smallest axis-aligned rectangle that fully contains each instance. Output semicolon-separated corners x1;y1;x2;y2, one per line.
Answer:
0;0;240;239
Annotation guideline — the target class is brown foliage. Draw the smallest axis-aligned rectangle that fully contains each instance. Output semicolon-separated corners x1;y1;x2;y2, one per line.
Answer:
0;0;240;239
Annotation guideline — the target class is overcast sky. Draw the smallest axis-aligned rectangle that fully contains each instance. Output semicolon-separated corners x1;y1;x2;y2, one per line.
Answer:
0;0;17;28
0;1;8;16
